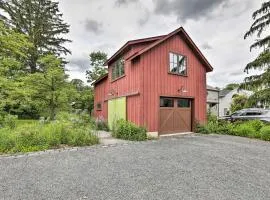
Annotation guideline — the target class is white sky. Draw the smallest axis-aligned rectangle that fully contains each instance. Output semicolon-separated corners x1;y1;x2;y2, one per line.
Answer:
58;0;264;88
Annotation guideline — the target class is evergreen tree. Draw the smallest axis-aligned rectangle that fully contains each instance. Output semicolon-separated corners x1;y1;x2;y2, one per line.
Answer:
86;51;108;83
242;1;270;106
0;0;71;73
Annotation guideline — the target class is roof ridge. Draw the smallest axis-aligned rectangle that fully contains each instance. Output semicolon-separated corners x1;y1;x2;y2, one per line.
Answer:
128;26;213;72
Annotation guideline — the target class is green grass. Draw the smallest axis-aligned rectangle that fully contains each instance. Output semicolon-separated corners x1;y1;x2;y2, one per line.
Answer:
0;113;99;154
16;119;38;127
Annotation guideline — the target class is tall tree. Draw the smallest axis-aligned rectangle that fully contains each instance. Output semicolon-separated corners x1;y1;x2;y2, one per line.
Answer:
24;55;76;119
241;1;270;106
230;94;248;113
86;51;108;83
0;0;71;73
0;21;35;117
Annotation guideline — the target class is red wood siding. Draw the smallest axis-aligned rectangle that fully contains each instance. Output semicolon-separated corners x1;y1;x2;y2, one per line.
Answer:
140;33;207;132
105;47;143;125
93;78;108;120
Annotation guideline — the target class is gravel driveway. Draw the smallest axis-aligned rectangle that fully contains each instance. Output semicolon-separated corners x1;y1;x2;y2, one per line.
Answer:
0;134;270;200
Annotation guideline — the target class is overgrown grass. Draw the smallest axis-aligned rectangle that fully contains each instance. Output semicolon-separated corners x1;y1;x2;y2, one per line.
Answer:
112;119;147;141
0;112;99;154
196;114;270;141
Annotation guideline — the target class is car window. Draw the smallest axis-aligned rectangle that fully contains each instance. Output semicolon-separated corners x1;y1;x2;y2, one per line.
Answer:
243;111;262;116
231;111;242;116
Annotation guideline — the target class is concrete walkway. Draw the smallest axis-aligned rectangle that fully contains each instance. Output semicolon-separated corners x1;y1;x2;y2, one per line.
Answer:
96;131;132;145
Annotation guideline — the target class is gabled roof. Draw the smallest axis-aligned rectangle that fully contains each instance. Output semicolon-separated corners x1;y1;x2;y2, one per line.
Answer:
104;35;165;66
129;27;213;72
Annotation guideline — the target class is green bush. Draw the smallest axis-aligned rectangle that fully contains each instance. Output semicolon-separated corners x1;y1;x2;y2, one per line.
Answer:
0;114;18;129
112;119;147;141
234;124;255;137
246;120;264;132
196;119;264;139
195;123;210;134
260;126;270;141
0;118;99;154
95;118;109;131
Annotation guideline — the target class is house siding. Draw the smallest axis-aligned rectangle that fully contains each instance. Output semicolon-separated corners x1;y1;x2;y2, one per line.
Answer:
94;78;108;120
140;34;207;132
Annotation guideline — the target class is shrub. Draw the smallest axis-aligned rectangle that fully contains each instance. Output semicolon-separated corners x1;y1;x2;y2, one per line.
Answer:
3;114;17;129
246;120;264;132
0;114;18;129
234;124;255;137
195;123;210;134
260;126;270;141
95;118;109;131
112;119;147;141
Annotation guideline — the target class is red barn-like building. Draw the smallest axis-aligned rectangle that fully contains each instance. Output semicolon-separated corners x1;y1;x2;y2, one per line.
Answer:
93;27;213;136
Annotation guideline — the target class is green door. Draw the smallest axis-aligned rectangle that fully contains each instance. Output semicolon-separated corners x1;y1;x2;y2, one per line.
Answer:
108;97;126;129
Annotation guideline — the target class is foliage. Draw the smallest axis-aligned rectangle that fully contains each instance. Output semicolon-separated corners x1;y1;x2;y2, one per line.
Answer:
86;51;108;83
240;1;270;106
196;117;268;139
225;83;239;91
95;118;109;131
70;79;94;113
0;21;36;118
260;126;270;141
0;114;17;129
0;114;99;154
23;55;77;119
0;0;71;72
246;120;264;132
230;94;249;113
234;124;256;137
112;119;147;141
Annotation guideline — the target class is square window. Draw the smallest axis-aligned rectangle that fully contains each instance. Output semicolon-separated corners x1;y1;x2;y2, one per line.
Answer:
169;52;187;75
112;57;125;81
177;99;190;108
160;98;174;107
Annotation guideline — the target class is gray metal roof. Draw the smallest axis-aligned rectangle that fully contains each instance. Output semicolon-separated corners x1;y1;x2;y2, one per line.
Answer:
219;89;231;97
207;85;219;91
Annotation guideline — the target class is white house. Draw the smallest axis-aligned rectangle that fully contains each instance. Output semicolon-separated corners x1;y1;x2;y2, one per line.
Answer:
207;85;219;116
219;88;253;117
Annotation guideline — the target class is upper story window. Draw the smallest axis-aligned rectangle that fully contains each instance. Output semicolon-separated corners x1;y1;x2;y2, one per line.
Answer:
169;52;187;76
112;58;125;81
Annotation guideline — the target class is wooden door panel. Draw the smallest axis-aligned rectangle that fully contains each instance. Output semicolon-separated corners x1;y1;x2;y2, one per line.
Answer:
174;108;191;132
159;109;174;134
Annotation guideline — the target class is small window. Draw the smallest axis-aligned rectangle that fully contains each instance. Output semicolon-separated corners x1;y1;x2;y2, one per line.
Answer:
96;103;102;111
169;52;187;75
160;98;174;107
177;99;190;108
112;58;125;80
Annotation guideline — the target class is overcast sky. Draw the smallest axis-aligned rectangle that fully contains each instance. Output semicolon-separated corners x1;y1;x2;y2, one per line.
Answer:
58;0;263;88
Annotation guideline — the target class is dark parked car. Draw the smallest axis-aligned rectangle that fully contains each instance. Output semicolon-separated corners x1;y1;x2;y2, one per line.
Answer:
222;108;270;123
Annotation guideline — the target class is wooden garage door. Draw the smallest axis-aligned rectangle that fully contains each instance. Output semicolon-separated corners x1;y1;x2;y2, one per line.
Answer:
159;97;192;134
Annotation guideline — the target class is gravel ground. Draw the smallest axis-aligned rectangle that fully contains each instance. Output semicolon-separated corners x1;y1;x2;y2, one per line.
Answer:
0;134;270;200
